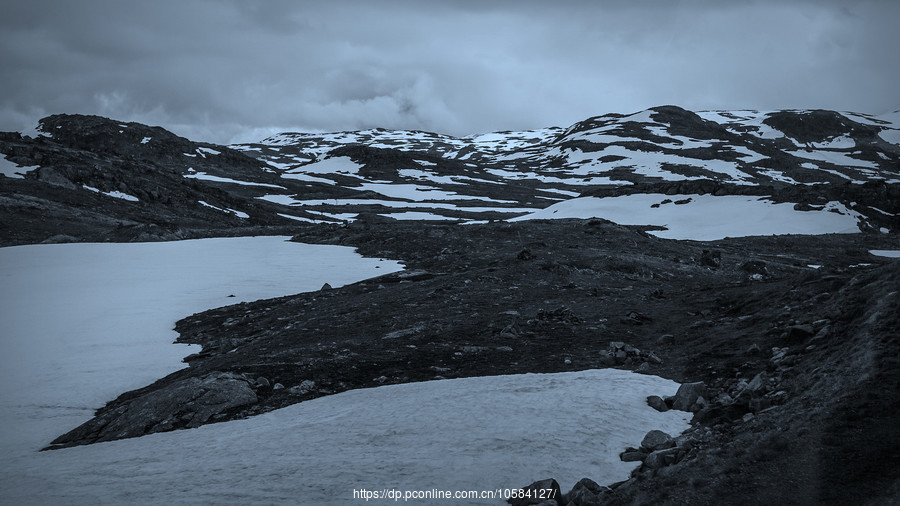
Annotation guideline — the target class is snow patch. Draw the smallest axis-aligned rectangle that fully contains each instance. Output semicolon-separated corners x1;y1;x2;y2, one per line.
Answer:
510;194;862;241
1;367;688;504
0;155;39;179
870;250;900;258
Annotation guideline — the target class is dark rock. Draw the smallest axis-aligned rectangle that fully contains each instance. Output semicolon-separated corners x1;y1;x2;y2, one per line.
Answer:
741;260;768;275
320;282;333;291
636;362;650;372
742;371;769;395
643;447;682;470
785;324;815;342
647;395;669;412
508;478;561;506
641;430;675;451
672;381;707;411
747;343;761;355
255;376;270;388
620;451;647;462
700;249;722;268
566;477;609;506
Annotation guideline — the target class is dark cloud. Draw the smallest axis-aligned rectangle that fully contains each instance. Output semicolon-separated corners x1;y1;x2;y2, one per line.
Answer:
1;0;897;144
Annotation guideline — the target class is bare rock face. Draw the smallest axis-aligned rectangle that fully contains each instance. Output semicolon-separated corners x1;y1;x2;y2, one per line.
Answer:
46;372;256;449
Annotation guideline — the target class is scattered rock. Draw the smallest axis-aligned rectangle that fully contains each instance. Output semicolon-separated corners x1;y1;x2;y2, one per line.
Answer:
641;430;675;451
320;282;332;291
255;376;270;388
643;447;682;470
672;382;707;411
566;477;609;506
647;395;669;412
620;451;647;462
288;380;316;395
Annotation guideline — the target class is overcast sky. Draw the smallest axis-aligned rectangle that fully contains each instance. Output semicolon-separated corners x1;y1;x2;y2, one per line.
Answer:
1;0;898;144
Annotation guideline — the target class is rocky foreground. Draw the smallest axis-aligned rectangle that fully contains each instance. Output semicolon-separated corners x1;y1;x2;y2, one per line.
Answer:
39;218;899;505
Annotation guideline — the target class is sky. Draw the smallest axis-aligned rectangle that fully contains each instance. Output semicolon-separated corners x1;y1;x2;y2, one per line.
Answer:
1;0;898;145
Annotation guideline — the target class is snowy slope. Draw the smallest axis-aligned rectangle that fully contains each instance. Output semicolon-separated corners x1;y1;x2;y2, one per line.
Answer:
3;369;689;505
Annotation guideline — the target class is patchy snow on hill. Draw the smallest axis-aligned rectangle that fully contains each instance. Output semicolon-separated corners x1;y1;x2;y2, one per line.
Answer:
510;194;862;241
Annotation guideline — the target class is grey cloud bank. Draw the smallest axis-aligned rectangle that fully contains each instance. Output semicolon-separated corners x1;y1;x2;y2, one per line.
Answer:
1;0;898;145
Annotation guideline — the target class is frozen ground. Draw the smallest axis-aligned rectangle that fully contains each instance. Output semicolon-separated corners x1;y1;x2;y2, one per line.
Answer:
510;194;862;241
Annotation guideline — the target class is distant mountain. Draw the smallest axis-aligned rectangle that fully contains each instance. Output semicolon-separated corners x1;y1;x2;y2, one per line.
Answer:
1;106;898;245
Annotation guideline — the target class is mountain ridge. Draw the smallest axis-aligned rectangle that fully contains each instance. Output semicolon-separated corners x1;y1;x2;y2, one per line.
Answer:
2;105;898;246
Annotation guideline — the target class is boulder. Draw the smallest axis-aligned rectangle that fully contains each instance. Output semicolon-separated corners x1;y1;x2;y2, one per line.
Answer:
566;478;609;506
641;430;675;451
672;382;707;411
743;372;769;394
643;447;682;470
508;478;561;506
646;395;669;412
620;451;646;462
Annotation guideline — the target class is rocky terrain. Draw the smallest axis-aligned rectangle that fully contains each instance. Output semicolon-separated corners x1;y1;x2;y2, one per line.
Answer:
2;107;899;504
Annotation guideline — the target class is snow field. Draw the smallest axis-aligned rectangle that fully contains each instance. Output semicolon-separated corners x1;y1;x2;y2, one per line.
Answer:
0;237;691;505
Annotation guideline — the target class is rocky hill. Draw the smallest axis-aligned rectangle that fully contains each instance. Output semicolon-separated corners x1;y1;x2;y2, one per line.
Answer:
2;106;899;245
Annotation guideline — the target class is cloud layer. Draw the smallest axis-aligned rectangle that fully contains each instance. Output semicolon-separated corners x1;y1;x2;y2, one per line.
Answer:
1;0;898;144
